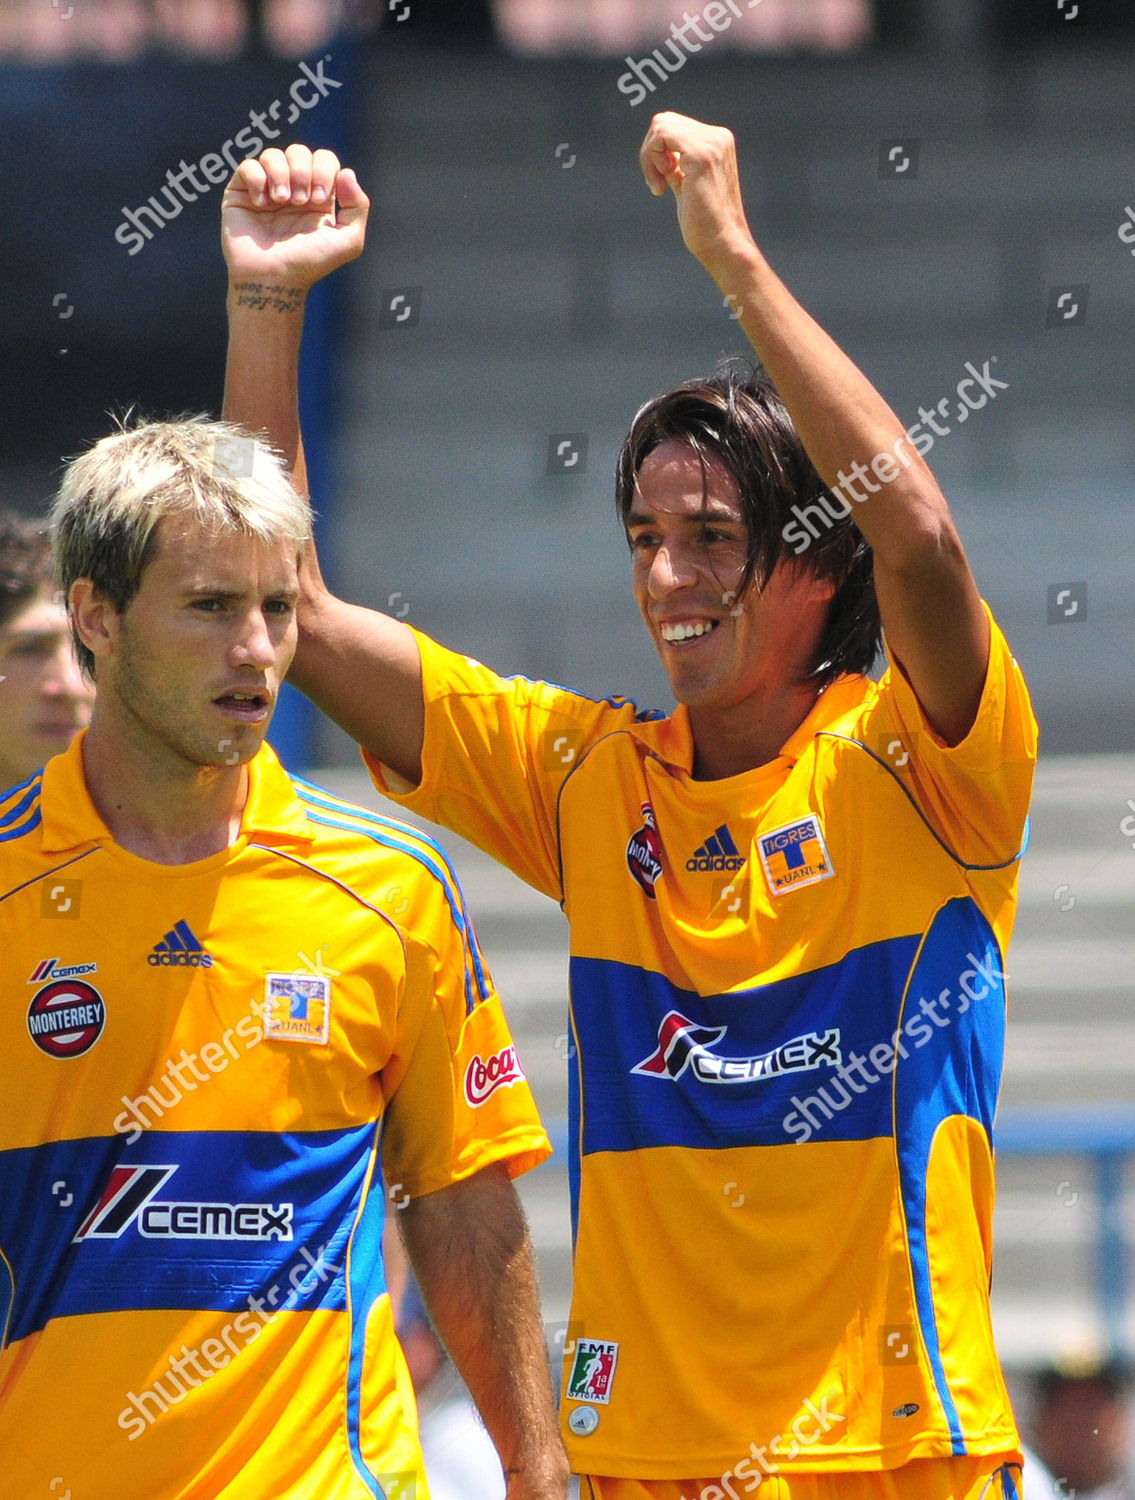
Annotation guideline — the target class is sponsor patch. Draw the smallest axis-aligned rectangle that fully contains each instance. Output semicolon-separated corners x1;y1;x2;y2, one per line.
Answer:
632;1010;842;1085
892;1403;920;1419
566;1338;618;1405
757;815;835;896
626;802;663;898
74;1163;292;1243
149;919;213;968
464;1045;525;1106
686;824;745;873
28;957;98;984
27;978;106;1059
263;973;331;1045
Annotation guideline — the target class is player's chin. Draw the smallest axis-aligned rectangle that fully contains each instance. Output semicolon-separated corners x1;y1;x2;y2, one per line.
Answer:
202;726;272;768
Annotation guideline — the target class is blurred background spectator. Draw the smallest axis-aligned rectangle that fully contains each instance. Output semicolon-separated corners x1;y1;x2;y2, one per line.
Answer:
0;509;93;795
1025;1354;1135;1500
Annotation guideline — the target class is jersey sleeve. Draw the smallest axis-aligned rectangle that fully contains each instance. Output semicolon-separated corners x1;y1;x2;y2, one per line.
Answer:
364;627;642;902
862;601;1038;867
379;861;551;1201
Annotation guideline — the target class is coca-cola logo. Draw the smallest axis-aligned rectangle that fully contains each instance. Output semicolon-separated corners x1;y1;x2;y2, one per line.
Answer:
464;1046;525;1106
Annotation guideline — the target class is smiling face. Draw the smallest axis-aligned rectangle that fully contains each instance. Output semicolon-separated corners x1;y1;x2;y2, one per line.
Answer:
0;586;94;792
627;442;835;717
84;515;299;773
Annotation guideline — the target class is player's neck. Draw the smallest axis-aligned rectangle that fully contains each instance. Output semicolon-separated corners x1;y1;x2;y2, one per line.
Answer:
81;712;248;865
688;683;823;780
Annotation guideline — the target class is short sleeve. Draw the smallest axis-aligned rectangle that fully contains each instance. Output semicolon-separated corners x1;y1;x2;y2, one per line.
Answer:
379;864;550;1199
862;601;1038;866
365;628;648;902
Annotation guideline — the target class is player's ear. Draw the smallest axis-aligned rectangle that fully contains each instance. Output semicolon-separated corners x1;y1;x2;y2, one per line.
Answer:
786;561;838;604
68;579;120;665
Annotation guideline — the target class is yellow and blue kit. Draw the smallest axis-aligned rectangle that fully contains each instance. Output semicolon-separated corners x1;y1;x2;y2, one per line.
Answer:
368;602;1037;1480
0;736;549;1499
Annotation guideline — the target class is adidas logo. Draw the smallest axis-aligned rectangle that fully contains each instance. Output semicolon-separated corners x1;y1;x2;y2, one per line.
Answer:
686;825;745;873
148;920;214;968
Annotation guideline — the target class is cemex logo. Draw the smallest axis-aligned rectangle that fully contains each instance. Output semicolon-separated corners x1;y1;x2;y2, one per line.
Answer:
149;920;214;968
633;1011;842;1085
74;1164;293;1243
28;958;98;984
687;824;745;873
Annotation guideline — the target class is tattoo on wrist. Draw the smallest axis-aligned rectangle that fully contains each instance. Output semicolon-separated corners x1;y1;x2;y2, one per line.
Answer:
232;281;305;314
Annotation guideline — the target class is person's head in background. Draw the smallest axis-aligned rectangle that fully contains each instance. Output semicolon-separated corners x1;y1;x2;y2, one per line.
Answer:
1031;1353;1133;1493
0;510;94;793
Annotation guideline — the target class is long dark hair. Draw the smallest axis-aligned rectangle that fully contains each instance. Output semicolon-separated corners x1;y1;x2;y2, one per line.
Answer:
615;362;880;688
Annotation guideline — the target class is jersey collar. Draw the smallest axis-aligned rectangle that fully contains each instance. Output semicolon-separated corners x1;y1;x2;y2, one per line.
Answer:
655;673;870;776
39;734;314;854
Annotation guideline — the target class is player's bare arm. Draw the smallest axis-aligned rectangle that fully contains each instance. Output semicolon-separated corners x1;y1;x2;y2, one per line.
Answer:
641;112;991;747
400;1163;570;1500
221;146;426;785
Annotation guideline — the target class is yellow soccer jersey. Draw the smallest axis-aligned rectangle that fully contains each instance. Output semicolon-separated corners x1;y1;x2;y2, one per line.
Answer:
367;603;1037;1480
0;737;549;1500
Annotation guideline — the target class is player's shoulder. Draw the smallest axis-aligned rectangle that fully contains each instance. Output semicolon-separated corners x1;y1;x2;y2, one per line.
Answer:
287;773;469;913
0;771;47;883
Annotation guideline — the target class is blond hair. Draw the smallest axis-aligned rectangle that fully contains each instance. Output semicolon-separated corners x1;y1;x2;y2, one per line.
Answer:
52;416;311;675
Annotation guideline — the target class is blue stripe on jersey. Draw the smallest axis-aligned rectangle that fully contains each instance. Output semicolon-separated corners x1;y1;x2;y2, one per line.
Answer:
298;803;489;1015
0;810;40;846
0;1245;13;1351
0;1126;375;1345
343;1139;388;1497
569;933;922;1159
0;803;41;842
893;897;1007;1457
567;1021;582;1249
0;773;42;825
292;779;493;1005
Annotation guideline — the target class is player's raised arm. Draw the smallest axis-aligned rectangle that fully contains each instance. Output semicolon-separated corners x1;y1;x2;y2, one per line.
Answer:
221;147;426;786
641;112;990;747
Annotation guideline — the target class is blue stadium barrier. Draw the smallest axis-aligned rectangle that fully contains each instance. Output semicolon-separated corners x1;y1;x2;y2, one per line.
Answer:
997;1107;1135;1358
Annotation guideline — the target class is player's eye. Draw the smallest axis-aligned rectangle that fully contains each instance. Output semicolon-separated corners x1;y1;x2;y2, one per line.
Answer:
7;637;54;659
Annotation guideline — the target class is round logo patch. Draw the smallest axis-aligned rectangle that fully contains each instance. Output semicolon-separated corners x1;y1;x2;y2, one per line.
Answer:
568;1406;599;1437
27;979;106;1059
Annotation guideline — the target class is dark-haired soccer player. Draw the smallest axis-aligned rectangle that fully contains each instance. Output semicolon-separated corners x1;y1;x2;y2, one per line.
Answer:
223;117;1036;1500
0;509;92;792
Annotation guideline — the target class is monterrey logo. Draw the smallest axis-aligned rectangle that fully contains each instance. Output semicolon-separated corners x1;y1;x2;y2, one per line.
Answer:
632;1010;842;1085
464;1045;526;1107
27;979;106;1059
626;802;663;899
